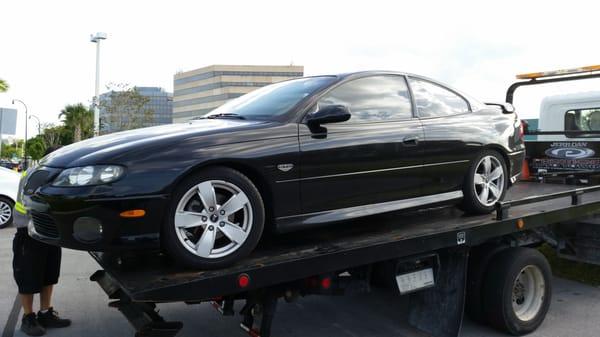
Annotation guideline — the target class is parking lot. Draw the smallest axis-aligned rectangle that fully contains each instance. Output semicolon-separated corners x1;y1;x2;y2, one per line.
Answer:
1;226;599;337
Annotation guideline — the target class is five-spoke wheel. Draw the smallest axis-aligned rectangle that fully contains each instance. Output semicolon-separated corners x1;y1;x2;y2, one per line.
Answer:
473;155;505;207
163;167;264;269
462;150;508;214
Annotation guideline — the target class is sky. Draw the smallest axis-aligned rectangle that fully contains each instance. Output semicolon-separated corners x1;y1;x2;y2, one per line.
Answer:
1;0;600;139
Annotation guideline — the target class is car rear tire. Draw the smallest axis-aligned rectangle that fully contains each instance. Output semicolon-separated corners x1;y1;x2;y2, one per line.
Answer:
461;150;508;214
163;167;265;269
0;197;14;229
481;248;552;335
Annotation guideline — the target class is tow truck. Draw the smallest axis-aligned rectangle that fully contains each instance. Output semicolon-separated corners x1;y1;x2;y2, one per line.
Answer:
90;66;600;337
508;64;600;184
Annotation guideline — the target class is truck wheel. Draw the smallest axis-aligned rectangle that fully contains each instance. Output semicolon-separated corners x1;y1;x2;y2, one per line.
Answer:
461;150;507;214
0;197;14;229
163;167;265;269
482;248;552;335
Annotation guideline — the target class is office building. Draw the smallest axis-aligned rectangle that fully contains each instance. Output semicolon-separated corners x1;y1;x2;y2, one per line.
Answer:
173;65;304;122
100;86;173;133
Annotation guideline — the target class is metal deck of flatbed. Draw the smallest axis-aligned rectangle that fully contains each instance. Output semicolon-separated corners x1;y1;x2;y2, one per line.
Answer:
90;182;600;303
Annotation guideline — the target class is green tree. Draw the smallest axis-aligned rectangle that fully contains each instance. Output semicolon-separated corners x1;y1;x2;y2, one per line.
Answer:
26;137;46;160
99;84;154;133
59;103;93;143
0;78;8;92
1;140;23;159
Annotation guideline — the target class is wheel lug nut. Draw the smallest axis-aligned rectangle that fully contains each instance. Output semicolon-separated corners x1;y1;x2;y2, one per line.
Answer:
209;207;215;212
202;216;207;221
208;225;214;231
220;210;225;215
219;222;225;227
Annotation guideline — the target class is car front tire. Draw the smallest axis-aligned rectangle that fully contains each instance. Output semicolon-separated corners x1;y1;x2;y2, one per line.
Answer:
163;167;265;269
461;150;508;214
0;197;14;229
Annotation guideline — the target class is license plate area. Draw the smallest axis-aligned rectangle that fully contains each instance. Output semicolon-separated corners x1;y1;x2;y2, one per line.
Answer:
394;253;439;295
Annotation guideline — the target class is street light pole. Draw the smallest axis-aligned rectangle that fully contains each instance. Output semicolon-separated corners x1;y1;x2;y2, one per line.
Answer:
12;99;28;169
90;32;107;137
29;114;41;136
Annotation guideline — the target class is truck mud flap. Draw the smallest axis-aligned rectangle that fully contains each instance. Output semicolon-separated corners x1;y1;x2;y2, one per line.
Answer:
407;246;468;337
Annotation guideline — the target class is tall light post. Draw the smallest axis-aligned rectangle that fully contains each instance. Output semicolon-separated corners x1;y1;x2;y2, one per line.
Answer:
90;32;107;137
12;99;28;168
29;114;41;136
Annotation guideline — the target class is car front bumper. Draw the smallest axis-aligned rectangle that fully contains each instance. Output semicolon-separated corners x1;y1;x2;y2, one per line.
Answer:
26;192;167;252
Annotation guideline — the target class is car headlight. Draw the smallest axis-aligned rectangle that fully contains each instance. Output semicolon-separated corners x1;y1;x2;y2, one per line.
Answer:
52;165;125;186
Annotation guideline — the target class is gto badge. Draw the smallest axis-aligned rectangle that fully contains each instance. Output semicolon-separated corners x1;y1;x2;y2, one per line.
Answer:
545;147;595;159
277;164;294;172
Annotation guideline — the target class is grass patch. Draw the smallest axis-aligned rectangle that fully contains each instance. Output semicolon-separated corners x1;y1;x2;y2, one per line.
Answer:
539;244;600;287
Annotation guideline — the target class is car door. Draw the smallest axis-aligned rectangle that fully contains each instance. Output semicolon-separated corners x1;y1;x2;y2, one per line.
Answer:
407;77;474;195
298;75;425;214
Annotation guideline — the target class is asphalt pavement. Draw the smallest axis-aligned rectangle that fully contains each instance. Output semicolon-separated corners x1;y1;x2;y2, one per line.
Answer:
1;225;600;337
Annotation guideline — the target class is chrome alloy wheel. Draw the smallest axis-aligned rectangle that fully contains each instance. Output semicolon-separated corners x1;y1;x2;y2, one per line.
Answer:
473;155;505;207
174;180;253;259
0;200;12;226
512;265;546;322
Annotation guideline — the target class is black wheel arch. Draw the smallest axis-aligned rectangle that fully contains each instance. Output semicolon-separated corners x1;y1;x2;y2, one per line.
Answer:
166;160;275;227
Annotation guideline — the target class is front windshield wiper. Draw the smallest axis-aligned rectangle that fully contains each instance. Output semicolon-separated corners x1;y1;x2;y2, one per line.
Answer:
200;113;246;120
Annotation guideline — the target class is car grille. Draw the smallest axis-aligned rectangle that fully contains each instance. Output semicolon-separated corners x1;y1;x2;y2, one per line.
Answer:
31;212;59;238
24;170;50;195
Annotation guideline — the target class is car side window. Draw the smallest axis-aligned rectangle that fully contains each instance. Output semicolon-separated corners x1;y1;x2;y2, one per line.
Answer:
408;77;470;118
317;75;413;123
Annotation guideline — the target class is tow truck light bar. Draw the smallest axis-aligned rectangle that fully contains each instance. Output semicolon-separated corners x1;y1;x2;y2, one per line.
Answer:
516;64;600;80
507;64;600;103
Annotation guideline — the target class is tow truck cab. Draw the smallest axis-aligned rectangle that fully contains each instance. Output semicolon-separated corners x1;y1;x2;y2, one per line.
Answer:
506;65;600;182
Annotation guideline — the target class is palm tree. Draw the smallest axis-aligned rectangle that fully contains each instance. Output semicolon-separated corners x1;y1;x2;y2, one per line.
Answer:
59;104;93;143
0;79;8;92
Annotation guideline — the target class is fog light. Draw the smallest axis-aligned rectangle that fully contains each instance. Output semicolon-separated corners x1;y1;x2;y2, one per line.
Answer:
73;217;103;243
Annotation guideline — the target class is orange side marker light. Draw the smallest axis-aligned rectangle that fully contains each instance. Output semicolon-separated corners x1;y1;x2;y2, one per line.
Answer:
120;209;146;218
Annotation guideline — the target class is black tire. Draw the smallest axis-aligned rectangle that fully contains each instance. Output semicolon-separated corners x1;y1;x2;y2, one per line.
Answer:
162;167;265;269
482;248;552;335
0;196;14;229
461;150;508;214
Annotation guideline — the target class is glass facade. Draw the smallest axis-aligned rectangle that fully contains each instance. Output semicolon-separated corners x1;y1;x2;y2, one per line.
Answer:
174;71;304;86
100;87;173;133
173;66;304;122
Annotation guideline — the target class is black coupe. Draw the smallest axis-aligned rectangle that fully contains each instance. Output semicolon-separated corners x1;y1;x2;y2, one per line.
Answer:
25;71;524;268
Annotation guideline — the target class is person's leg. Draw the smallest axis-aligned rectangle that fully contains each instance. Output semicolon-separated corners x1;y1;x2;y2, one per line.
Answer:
21;294;35;315
13;229;46;336
40;285;53;311
37;245;70;328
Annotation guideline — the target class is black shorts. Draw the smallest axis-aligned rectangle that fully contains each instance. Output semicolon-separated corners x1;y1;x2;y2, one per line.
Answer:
13;228;62;294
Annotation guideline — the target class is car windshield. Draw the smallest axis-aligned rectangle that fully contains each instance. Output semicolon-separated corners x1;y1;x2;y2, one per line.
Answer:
200;76;336;121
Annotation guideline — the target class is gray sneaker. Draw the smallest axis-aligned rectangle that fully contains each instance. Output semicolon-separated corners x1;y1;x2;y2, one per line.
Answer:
21;313;46;336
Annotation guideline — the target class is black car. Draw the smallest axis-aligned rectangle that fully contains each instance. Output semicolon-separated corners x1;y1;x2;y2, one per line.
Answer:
25;71;524;268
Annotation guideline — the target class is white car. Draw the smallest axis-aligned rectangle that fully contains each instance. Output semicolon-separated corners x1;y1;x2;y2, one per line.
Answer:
0;166;20;228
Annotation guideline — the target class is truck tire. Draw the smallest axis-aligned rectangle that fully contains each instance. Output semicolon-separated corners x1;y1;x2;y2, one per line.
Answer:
461;150;508;214
163;167;265;269
482;247;552;335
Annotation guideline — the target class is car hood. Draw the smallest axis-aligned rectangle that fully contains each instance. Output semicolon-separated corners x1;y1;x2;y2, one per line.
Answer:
41;119;269;168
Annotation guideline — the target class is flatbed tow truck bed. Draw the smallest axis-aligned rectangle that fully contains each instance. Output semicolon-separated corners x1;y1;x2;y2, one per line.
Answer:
90;182;600;337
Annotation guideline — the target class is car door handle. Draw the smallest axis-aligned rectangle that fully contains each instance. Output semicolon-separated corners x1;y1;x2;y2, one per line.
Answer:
402;136;420;146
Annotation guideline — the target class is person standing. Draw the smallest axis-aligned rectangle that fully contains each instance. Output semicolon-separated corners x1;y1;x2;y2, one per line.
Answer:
12;146;71;336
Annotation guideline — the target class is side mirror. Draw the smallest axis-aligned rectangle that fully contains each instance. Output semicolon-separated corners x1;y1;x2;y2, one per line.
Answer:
485;102;515;114
307;105;351;126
